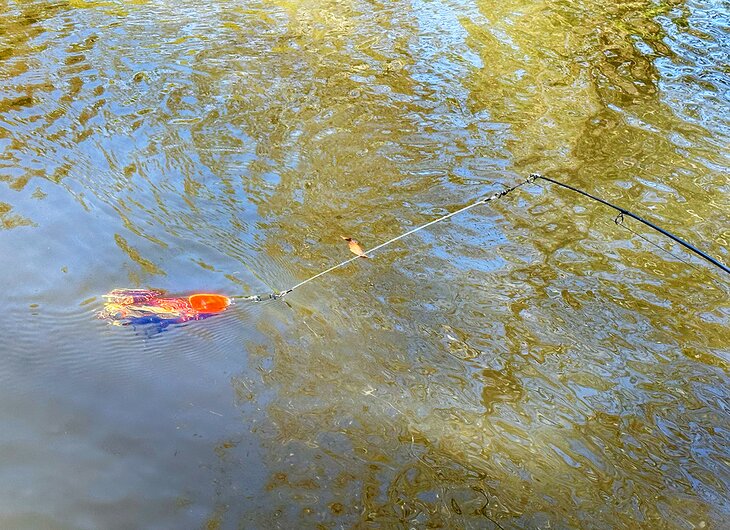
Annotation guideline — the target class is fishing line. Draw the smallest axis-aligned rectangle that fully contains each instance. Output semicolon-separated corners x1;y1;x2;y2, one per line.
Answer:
234;175;538;301
237;172;728;302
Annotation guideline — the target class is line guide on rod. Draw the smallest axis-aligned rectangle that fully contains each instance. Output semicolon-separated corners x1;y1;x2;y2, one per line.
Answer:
533;175;729;275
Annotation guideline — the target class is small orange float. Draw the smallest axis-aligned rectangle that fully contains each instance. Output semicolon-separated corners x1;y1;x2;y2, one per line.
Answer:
188;293;230;313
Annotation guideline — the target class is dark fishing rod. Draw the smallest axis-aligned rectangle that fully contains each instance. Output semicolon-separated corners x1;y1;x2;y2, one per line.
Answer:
532;174;730;275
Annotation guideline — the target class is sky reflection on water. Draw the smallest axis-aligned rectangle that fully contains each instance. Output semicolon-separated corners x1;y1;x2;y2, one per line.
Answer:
0;0;728;528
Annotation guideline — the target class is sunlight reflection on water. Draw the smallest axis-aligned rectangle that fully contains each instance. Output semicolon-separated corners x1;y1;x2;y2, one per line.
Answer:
0;0;728;528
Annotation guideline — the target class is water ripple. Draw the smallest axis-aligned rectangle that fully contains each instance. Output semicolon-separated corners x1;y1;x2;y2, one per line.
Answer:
0;0;728;528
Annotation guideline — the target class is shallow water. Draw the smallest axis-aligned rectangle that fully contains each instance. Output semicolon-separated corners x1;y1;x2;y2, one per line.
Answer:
1;0;728;528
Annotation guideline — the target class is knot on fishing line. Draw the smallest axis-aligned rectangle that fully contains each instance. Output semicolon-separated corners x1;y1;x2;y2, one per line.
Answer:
480;192;502;203
481;173;540;203
244;290;292;302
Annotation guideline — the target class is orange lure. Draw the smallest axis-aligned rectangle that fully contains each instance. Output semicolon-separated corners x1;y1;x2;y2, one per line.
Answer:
99;288;231;327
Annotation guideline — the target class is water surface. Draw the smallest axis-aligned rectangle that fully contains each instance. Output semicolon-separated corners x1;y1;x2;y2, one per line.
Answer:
1;0;728;528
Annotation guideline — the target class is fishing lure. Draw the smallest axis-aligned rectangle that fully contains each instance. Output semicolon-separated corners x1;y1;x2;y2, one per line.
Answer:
99;288;231;328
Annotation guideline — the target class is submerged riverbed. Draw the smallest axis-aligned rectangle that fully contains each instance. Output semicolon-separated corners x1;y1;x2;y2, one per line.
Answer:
1;0;728;528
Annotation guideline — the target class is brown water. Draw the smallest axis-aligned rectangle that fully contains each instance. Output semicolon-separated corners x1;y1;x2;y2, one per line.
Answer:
1;0;728;528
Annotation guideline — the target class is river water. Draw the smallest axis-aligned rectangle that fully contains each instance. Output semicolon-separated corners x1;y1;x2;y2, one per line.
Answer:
1;0;728;528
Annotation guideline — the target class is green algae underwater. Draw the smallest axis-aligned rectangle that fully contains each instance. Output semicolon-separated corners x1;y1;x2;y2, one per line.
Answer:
0;0;728;528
